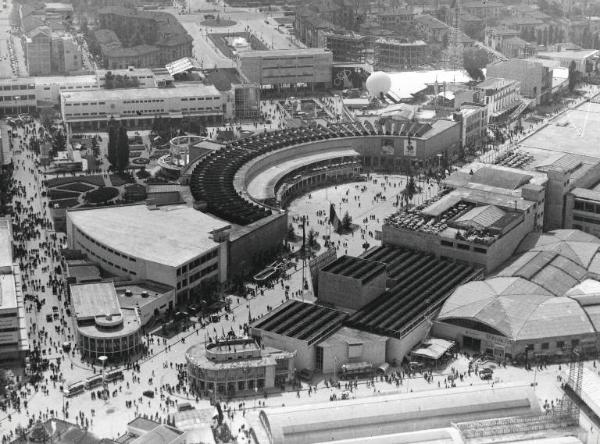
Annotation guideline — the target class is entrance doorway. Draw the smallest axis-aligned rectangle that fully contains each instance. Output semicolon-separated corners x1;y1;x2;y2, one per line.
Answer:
463;336;481;352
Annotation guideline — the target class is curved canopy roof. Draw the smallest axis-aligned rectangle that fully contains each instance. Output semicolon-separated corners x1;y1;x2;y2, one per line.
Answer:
437;230;600;341
259;384;539;444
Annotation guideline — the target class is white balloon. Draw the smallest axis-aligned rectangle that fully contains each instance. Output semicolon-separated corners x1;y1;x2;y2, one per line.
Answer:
366;71;392;97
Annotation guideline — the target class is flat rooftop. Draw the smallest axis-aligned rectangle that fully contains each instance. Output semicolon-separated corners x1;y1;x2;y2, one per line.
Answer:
116;280;173;309
70;282;120;320
0;274;17;310
520;101;600;159
0;219;12;271
61;84;221;102
321;255;386;284
252;301;347;345
67;204;229;267
537;49;599;60
239;48;331;58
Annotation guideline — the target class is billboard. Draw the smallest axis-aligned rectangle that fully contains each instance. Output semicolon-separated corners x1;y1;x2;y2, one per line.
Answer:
381;139;395;155
332;66;369;90
404;139;416;157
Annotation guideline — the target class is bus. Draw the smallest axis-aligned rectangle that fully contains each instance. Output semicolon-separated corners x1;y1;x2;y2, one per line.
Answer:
64;381;85;397
84;375;103;389
104;370;124;383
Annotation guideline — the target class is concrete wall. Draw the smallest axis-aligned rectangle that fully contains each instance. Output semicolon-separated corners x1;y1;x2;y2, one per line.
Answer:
386;320;431;364
487;60;550;105
256;329;315;371
320;337;387;374
228;213;288;281
318;270;386;311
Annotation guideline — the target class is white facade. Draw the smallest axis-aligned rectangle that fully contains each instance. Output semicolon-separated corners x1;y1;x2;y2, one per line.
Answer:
60;84;229;130
0;219;28;363
66;205;229;302
474;77;520;120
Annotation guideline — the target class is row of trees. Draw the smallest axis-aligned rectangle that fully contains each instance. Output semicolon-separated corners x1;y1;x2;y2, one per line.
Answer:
104;72;140;89
108;122;130;172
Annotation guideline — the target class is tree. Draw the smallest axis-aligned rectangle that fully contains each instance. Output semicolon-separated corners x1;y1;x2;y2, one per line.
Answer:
341;211;352;232
568;60;578;91
52;130;66;156
107;124;118;168
307;228;317;249
105;71;114;89
401;175;418;206
287;223;296;241
462;47;488;81
116;125;129;173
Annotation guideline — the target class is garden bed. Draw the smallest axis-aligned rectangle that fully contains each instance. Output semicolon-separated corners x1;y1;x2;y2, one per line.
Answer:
48;189;80;200
132;158;150;165
57;182;95;193
109;174;135;186
85;187;119;204
46;175;104;187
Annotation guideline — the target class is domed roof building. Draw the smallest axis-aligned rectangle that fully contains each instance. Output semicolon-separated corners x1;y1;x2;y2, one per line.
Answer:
434;230;600;362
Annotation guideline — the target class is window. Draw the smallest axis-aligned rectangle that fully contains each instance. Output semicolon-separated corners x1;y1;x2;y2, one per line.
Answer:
526;344;534;351
457;243;470;250
557;340;565;349
441;240;453;247
572;339;580;347
541;342;549;350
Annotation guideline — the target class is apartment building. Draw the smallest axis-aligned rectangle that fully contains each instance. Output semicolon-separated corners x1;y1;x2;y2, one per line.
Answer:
239;48;333;89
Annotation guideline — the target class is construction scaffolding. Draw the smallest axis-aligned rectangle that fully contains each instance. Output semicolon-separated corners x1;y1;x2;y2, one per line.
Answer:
560;347;584;422
447;0;463;70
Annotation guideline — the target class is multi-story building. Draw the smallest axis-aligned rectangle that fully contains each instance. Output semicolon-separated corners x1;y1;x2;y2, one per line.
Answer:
487;59;552;105
415;14;450;43
455;104;488;150
536;49;600;74
485;27;521;51
238;48;333;89
66;204;230;302
96;7;193;69
374;9;416;30
24;27;83;75
186;337;295;396
374;39;428;70
0;219;28;364
25;26;52;75
326;33;370;63
50;34;83;74
70;282;142;361
500;37;537;59
0;79;37;115
383;163;547;272
462;1;503;19
60;83;227;131
295;11;339;48
473;77;521;122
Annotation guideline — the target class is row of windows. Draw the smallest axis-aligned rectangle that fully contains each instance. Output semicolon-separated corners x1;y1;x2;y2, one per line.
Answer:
440;239;487;254
526;339;579;351
0;84;34;90
181;97;219;101
122;109;164;114
78;229;137;262
59;85;95;90
177;250;219;275
65;102;106;106
574;199;600;214
574;214;600;225
176;263;218;289
123;99;165;104
0;95;35;101
65;112;107;117
78;241;137;276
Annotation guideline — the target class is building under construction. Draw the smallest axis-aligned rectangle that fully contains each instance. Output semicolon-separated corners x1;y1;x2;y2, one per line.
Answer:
374;38;428;70
326;33;371;63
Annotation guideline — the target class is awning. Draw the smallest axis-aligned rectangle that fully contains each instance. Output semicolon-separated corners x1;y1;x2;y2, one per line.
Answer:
341;362;372;372
411;338;455;360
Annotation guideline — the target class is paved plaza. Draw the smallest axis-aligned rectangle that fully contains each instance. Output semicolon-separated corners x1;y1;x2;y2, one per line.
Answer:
0;121;590;440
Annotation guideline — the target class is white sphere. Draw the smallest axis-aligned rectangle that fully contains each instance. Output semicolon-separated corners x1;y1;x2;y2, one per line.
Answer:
366;71;391;97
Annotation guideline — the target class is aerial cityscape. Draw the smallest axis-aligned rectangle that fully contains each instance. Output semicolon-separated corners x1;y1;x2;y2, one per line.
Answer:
4;0;600;443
